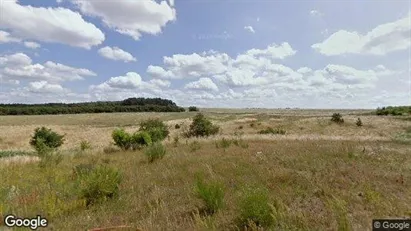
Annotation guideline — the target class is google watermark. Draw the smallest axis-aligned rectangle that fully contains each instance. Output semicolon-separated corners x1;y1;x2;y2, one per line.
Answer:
3;215;48;230
373;219;411;231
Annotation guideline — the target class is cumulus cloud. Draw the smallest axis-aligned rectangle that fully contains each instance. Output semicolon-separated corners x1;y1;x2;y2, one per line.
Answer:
149;79;171;88
98;46;137;62
244;26;255;33
185;78;219;91
0;53;96;83
27;81;67;93
0;30;21;43
312;14;411;55
0;0;105;49
72;0;176;40
24;41;41;49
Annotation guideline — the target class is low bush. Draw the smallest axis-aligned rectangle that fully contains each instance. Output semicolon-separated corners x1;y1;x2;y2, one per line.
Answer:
194;175;225;214
139;119;169;142
331;113;344;124
30;127;65;152
186;113;220;137
77;165;122;207
356;118;363;127
175;124;181;129
80;140;92;151
131;131;152;149
189;106;199;112
112;129;132;150
145;142;167;163
238;187;274;228
258;127;286;135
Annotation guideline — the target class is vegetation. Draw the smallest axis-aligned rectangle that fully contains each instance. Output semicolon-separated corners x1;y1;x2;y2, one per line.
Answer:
139;119;169;142
376;106;411;116
186;113;220;137
0;97;185;115
194;175;225;214
215;138;232;149
238;187;274;228
188;106;199;112
331;113;344;124
356;118;363;127
80;140;92;151
77;165;122;207
144;142;167;163
258;127;286;135
30;127;65;153
112;129;152;151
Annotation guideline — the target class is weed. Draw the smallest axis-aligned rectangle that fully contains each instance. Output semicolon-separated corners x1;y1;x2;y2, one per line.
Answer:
80;140;92;151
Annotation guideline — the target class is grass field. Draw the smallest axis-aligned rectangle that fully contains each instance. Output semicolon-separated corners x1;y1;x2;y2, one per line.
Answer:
1;109;410;230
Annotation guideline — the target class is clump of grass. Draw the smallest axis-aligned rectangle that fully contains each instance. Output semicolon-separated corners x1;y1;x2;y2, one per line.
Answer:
194;174;225;214
355;118;363;127
215;138;232;149
189;141;202;152
258;127;286;135
173;135;180;147
331;113;344;124
77;165;122;207
238;187;274;228
80;140;92;151
232;139;249;149
103;145;119;154
145;142;167;163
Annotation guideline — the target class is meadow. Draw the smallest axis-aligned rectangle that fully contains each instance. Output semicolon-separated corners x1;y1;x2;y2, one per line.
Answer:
0;109;410;230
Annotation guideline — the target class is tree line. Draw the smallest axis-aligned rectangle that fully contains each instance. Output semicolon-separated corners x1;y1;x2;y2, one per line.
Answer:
0;97;186;115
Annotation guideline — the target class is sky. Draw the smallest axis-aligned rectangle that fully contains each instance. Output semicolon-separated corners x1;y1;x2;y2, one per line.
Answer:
0;0;410;109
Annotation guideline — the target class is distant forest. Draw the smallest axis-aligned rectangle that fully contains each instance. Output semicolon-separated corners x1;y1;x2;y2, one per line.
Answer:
376;106;411;116
0;98;186;115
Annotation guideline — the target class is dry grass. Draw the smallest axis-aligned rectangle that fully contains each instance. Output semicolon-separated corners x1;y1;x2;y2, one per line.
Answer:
0;109;410;230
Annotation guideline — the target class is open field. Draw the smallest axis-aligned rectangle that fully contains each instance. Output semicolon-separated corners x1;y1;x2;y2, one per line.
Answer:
1;109;411;230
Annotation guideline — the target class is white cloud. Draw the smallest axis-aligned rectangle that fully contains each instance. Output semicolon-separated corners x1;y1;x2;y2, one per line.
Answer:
98;46;137;62
72;0;176;40
0;53;96;83
24;41;41;49
0;0;105;49
0;30;21;43
244;26;255;33
105;72;142;89
185;78;219;91
149;79;171;88
309;10;322;17
312;14;411;56
245;42;297;60
27;81;67;93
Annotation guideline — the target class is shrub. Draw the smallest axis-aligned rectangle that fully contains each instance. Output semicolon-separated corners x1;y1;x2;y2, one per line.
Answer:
258;127;286;135
238;187;273;228
145;142;167;163
77;165;122;207
215;138;232;149
30;127;65;152
186;113;220;137
189;141;202;152
238;125;244;130
112;129;132;150
175;124;181;129
72;163;95;179
80;140;92;151
189;106;199;112
356;118;363;127
194;175;225;214
331;113;344;124
131;131;152;149
139;119;169;142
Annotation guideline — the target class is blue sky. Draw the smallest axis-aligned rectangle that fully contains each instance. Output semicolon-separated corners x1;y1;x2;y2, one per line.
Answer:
0;0;410;108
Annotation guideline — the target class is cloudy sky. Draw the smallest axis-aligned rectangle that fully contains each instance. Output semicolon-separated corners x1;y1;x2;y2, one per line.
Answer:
0;0;410;108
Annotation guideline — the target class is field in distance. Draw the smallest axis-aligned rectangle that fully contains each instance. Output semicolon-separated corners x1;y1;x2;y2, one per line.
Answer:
0;108;410;230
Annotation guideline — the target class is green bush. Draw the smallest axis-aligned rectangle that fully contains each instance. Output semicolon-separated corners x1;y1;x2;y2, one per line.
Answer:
131;131;152;149
139;119;169;142
194;175;225;214
376;106;411;116
80;140;92;151
30;127;65;152
238;187;274;228
186;113;220;137
112;129;132;150
145;142;167;163
356;118;363;127
189;106;199;112
258;127;286;135
331;113;344;124
77;165;122;207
